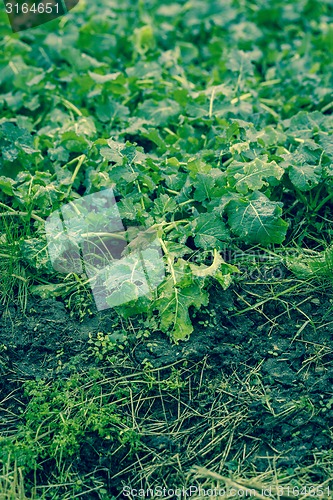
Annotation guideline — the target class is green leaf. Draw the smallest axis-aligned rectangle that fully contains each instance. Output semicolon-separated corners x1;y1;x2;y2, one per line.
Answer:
155;278;208;341
288;164;322;191
227;158;284;194
31;283;67;299
152;194;177;219
61;132;90;153
117;198;139;220
281;145;323;191
226;192;288;245
21;238;53;272
226;49;255;76
133;25;156;53
137;99;181;127
106;281;138;308
141;129;167;151
193;213;230;250
193;174;216;202
0;176;14;196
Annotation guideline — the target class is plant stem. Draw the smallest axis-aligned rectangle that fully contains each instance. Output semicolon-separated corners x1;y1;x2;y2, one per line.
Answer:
314;191;333;213
0;211;44;223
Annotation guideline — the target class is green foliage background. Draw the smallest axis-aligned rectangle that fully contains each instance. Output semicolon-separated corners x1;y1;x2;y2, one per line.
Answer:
0;0;333;338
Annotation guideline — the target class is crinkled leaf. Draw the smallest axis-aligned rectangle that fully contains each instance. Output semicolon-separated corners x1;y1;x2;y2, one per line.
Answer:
152;194;177;219
288;164;322;191
117;198;139;220
227;158;284;194
193;213;230;250
226;192;288;245
155;278;208;341
21;238;53;272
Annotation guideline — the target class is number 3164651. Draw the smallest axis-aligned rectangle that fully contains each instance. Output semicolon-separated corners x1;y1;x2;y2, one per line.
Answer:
5;2;59;14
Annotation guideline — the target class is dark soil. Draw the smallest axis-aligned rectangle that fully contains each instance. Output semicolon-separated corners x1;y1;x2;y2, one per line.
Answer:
1;283;333;495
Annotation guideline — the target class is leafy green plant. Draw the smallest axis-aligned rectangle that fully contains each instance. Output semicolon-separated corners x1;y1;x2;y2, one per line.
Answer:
88;330;128;363
0;0;332;340
0;371;142;492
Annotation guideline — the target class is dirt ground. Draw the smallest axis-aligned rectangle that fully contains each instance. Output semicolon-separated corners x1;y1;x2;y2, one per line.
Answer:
1;282;333;495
